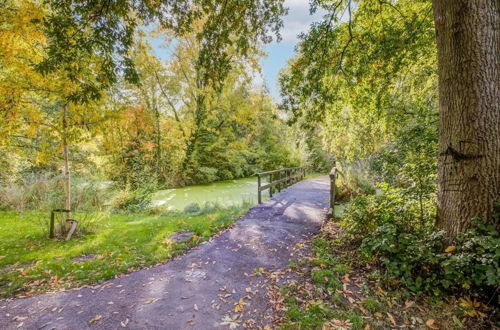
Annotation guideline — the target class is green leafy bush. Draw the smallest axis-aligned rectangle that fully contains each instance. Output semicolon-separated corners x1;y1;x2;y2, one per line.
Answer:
335;161;376;201
184;202;201;214
110;185;153;212
341;185;429;241
441;219;500;290
361;223;445;293
342;188;499;297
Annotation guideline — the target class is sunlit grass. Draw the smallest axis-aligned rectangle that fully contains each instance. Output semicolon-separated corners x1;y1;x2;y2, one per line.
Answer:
0;204;250;298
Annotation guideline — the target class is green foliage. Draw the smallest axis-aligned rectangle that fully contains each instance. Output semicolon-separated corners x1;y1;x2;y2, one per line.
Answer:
335;161;376;201
440;219;500;290
344;191;500;296
36;0;286;102
110;185;154;212
312;269;342;290
183;203;201;214
281;0;437;162
361;223;446;293
361;298;381;313
341;184;435;242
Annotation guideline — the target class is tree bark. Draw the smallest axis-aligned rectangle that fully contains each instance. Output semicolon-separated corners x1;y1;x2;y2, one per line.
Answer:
62;104;71;220
432;0;500;237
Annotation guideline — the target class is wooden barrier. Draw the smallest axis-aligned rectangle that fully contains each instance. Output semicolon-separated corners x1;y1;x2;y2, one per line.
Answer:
329;166;337;215
256;167;305;204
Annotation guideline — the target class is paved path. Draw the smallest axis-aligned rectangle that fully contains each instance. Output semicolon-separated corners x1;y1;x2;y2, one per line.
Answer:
0;176;329;329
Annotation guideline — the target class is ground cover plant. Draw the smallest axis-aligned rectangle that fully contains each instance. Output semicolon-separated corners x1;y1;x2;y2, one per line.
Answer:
275;218;499;329
0;203;250;298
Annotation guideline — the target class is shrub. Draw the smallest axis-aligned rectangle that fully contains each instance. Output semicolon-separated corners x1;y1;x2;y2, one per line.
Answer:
441;219;500;291
195;167;218;184
335;161;376;201
341;185;431;241
110;185;153;212
359;217;499;296
361;223;446;293
184;202;201;214
342;187;499;297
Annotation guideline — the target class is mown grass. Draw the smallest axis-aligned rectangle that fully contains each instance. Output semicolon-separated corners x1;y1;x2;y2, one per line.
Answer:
0;204;250;298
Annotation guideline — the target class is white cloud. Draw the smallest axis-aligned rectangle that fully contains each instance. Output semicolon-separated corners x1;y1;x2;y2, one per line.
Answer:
280;0;326;43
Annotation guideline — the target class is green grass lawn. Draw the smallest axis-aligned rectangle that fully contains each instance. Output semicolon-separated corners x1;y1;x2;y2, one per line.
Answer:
0;204;249;298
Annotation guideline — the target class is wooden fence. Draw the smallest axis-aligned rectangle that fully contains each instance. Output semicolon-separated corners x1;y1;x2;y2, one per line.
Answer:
256;167;305;204
329;166;337;216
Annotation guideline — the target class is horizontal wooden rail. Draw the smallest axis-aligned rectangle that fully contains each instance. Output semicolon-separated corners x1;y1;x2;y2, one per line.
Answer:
256;167;305;203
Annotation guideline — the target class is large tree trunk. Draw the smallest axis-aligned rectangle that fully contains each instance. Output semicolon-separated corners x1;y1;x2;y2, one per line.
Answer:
432;0;500;238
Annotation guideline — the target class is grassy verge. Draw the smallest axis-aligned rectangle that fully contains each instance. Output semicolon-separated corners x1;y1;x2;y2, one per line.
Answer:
305;172;327;180
0;203;250;298
274;220;498;329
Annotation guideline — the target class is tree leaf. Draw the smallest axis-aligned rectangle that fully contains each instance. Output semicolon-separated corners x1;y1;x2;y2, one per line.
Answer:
88;314;101;324
444;246;456;253
426;319;439;329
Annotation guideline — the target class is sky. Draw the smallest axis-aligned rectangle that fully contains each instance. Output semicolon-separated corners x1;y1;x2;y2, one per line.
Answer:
150;0;325;102
261;0;325;101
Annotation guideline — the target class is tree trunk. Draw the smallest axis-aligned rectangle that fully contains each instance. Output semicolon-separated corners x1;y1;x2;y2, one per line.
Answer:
153;105;161;182
62;104;71;220
432;0;500;238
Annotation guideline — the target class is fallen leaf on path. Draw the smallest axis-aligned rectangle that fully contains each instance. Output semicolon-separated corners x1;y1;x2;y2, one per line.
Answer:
387;312;396;326
323;319;352;329
144;298;159;304
16;322;23;328
234;298;246;313
120;318;129;327
426;319;439;329
12;316;27;322
88;314;102;324
221;315;240;329
194;304;199;311
404;300;414;309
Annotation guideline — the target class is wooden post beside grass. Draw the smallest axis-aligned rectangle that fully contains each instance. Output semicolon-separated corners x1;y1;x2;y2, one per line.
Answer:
329;166;337;217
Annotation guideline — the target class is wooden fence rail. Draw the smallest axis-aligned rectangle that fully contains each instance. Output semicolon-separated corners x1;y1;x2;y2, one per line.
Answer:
256;167;305;203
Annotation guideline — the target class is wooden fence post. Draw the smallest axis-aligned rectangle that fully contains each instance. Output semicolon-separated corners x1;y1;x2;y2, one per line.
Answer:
257;174;262;204
329;167;336;213
269;173;273;197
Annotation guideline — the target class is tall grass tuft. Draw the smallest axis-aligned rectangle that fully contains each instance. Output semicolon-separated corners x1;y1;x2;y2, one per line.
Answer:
0;172;111;212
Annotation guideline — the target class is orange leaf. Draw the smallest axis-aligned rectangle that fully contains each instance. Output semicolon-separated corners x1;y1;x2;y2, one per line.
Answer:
426;319;439;329
387;312;396;326
445;246;456;253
